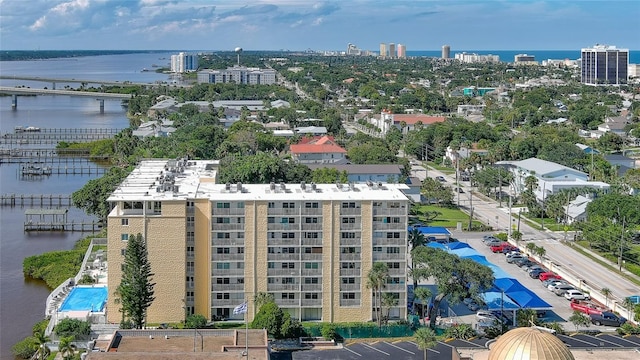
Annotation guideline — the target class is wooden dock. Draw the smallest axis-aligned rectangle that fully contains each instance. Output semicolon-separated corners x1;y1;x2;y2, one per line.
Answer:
0;194;73;207
24;221;102;232
19;165;107;176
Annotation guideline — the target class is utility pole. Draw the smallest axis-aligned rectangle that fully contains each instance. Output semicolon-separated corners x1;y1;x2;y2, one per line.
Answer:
456;158;460;207
468;190;474;231
619;217;626;271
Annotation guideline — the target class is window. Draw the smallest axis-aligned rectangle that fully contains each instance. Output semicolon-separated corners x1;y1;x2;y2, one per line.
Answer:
281;293;295;299
237;247;244;254
386;247;400;254
216;293;230;299
216;248;230;254
386;232;400;239
237;278;244;284
304;277;319;284
268;217;275;224
304;293;318;299
236;202;245;208
388;202;400;208
282;232;295;239
341;217;356;224
304;232;319;239
268;262;275;269
216;202;230;209
282;262;295;269
282;202;295;209
281;217;295;224
120;249;126;256
341;232;356;239
305;202;319;208
341;278;356;284
341;262;357;269
216;233;230;239
304;262;319;269
216;217;230;224
342;293;356;299
186;231;194;241
187;216;195;225
121;218;129;226
216;263;230;270
341;247;359;254
282;247;296;254
121;234;129;241
283;277;295;284
373;202;382;207
305;217;318;223
341;202;357;208
373;246;382;252
304;247;323;254
216;278;230;284
268;202;275;209
187;201;195;208
387;262;400;269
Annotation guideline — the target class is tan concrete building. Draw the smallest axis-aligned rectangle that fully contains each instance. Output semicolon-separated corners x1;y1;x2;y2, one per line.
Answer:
106;160;409;325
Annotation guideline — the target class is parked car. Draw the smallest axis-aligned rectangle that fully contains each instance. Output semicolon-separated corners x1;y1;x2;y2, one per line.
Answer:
570;299;608;315
529;269;546;279
435;176;446;182
454;187;465;193
524;265;545;273
491;242;512;253
483;235;500;244
515;258;535;267
564;290;591;301
547;280;568;291
539;272;561;281
590;312;626;327
506;254;526;263
467;300;480;311
553;284;575;296
486;239;503;247
476;310;498;324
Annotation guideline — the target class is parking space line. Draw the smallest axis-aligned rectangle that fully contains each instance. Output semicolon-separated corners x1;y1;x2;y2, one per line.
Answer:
580;334;622;347
343;346;362;357
559;335;598;347
383;341;415;355
361;342;390;356
618;335;640;346
407;340;440;353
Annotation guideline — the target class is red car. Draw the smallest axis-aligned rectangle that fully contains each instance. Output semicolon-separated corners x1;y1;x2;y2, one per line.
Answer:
539;272;561;281
491;243;517;253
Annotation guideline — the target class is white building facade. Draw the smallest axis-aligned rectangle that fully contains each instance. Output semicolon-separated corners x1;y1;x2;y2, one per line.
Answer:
197;66;277;85
171;52;199;73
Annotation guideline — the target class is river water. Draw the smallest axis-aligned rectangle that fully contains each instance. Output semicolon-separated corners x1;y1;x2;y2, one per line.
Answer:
0;53;172;359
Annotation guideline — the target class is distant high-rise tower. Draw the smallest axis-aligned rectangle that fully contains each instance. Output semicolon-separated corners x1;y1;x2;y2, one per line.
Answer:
388;43;396;59
380;43;387;58
581;45;628;85
171;52;199;73
397;44;406;59
442;45;450;59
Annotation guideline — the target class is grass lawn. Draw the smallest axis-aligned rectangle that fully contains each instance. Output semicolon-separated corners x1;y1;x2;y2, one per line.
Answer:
523;217;567;231
425;161;455;174
416;205;483;229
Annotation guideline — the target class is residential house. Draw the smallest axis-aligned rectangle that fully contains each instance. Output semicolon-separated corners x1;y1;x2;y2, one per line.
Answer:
372;110;446;134
445;144;488;163
295;126;328;136
289;136;347;164
132;120;176;138
496;158;610;202
564;195;593;224
605;154;637;176
575;143;600;154
596;116;629;137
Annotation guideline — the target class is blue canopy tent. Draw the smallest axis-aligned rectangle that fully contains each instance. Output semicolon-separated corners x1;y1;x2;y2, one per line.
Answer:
505;290;552;310
447;242;472;250
426;242;448;250
481;291;520;311
449;248;479;258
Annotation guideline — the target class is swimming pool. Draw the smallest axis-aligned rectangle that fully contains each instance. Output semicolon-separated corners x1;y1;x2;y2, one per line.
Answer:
59;286;108;312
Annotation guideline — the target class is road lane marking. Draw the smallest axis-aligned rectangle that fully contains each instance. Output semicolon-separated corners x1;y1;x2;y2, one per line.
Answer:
383;341;415;354
361;342;390;355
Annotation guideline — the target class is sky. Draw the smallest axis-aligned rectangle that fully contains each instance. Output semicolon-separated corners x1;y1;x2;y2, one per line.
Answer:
0;0;639;51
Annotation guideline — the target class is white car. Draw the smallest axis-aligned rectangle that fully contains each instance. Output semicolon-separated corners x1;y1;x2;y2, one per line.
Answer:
564;289;590;301
476;310;498;324
547;280;567;291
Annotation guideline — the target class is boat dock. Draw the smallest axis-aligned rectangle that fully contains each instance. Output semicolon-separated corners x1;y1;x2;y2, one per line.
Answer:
1;194;73;207
24;209;101;232
20;165;107;176
1;128;122;145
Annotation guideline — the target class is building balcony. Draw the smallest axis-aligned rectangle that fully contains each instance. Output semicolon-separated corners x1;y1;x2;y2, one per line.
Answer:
372;253;403;261
301;209;322;216
211;284;245;292
339;238;362;246
373;239;406;246
301;284;322;292
267;238;299;246
340;269;361;277
301;269;322;276
372;223;405;230
267;253;300;261
211;208;245;216
301;298;322;307
340;284;361;292
276;298;300;306
372;209;405;216
212;224;244;231
212;253;245;261
267;223;300;231
268;269;300;277
339;299;361;307
268;208;300;216
301;238;323;246
212;268;244;276
339;224;362;231
301;253;322;261
339;253;361;261
268;284;300;292
300;223;323;231
339;208;362;215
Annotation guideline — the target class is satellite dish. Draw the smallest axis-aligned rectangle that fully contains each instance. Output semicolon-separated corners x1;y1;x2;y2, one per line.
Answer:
234;47;243;53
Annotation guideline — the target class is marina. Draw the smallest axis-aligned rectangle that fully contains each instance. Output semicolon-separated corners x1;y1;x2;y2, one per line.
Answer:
20;164;107;176
0;194;74;207
23;209;102;232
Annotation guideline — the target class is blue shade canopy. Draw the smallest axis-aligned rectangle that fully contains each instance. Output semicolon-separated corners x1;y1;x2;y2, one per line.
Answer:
450;248;478;257
447;242;472;250
426;242;448;250
505;290;552;309
410;226;452;236
481;291;521;310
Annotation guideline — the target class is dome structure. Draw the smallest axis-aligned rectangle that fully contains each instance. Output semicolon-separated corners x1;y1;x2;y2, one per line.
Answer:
489;327;574;360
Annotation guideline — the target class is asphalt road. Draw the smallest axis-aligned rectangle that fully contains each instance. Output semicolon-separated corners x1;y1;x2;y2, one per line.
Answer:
410;163;640;311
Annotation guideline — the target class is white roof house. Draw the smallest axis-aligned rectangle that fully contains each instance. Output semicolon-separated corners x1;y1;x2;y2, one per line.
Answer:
564;195;593;224
496;158;610;202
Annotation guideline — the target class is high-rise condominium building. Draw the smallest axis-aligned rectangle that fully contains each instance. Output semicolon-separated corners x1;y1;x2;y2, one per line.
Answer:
442;45;450;59
454;52;500;63
581;45;629;85
196;66;276;85
170;52;199;73
397;44;406;59
380;43;388;58
388;43;396;59
106;160;409;324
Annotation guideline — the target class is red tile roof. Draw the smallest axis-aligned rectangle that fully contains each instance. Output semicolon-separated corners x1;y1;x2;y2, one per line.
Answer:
393;114;446;125
290;135;346;154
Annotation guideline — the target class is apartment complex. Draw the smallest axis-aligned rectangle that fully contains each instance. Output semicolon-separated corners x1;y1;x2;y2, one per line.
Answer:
170;52;199;73
197;66;276;85
581;45;629;85
106;160;410;325
454;52;500;63
397;44;407;59
442;45;451;59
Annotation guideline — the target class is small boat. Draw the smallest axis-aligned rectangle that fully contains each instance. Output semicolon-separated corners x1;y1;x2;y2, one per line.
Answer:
21;164;52;176
24;126;41;132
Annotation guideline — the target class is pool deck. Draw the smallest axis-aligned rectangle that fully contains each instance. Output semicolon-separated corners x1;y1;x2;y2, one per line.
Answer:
46;258;108;316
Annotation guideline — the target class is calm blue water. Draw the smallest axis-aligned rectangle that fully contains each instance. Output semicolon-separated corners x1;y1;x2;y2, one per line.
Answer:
59;286;108;312
408;50;640;63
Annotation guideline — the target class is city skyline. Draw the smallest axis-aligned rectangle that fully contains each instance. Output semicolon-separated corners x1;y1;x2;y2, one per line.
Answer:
0;0;639;51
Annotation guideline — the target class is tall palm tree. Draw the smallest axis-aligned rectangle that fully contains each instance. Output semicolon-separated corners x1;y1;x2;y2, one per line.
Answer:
414;287;432;323
366;262;390;327
415;327;438;360
33;330;50;360
408;228;425;314
58;335;77;360
600;288;612;307
381;292;399;324
622;297;634;320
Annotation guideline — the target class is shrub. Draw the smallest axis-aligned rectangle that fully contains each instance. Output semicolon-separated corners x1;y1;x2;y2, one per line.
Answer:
495;233;508;241
185;314;207;329
12;336;37;359
54;318;91;337
321;323;338;341
444;324;476;340
280;314;305;339
250;302;284;338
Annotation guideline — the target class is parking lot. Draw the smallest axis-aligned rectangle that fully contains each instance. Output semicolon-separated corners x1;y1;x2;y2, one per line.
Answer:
270;334;640;360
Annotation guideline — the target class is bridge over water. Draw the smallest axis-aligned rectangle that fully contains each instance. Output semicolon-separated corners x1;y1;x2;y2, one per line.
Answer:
0;75;157;87
0;86;133;113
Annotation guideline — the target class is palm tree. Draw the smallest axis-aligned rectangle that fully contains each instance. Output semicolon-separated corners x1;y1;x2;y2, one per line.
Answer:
58;335;77;360
415;327;438;360
622;297;634;320
534;246;546;260
600;288;612;307
407;228;425;314
381;292;399;325
526;242;537;255
33;330;50;360
414;287;432;323
366;262;390;327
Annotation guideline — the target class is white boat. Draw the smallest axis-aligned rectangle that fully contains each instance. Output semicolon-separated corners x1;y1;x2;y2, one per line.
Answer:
24;126;41;132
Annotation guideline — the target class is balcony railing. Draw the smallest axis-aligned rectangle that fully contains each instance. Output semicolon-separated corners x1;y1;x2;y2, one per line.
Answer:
339;208;361;215
267;269;300;276
268;284;300;291
211;284;245;292
339;224;362;231
300;253;322;261
301;298;322;307
300;223;323;231
267;253;300;261
301;238;323;246
212;269;244;276
339;238;362;246
301;269;322;276
267;223;300;231
339;299;361;307
340;269;361;277
212;253;244;261
340;284;361;291
212;224;244;231
276;298;300;306
211;208;245;216
372;253;403;261
340;253;361;261
267;238;299;246
372;223;405;230
373;239;405;246
301;284;322;292
372;208;405;216
301;209;322;215
267;208;300;216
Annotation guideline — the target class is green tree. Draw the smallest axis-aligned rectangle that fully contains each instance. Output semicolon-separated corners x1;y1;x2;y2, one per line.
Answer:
117;233;155;329
311;167;349;183
254;292;275;311
366;262;390;327
414;327;438;360
280;313;304;339
516;308;542;327
185;314;207;329
72;166;131;221
600;287;612;307
622;297;635;320
32;330;50;360
411;247;494;328
568;310;591;332
408;228;425;315
54;318;91;337
250;301;284;338
381;292;399;324
58;335;77;360
414;287;432;321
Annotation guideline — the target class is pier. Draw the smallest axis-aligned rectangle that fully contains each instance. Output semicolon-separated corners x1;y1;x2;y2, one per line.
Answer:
0;194;73;207
0;148;92;158
19;165;107;176
1;128;121;145
23;209;101;232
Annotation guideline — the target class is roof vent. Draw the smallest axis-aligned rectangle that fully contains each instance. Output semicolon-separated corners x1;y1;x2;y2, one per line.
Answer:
270;182;276;191
280;182;286;191
237;182;243;192
225;182;231;191
300;181;306;190
311;182;317;191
